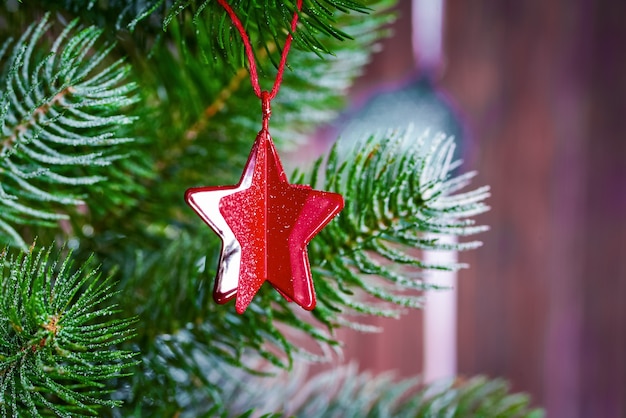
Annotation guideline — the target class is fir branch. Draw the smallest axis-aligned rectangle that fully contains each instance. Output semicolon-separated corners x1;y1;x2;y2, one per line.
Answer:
304;128;490;329
117;356;543;417
0;245;137;417
23;0;168;32
33;0;373;44
0;15;139;250
162;0;371;64
286;367;543;417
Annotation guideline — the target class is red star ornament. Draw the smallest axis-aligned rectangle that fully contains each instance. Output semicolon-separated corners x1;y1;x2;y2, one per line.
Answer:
185;130;344;314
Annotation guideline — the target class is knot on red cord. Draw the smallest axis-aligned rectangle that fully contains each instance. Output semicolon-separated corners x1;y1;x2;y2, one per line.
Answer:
261;90;271;131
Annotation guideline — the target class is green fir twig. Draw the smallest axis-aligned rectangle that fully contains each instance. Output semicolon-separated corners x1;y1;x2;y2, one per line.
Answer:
0;14;139;250
118;357;543;417
304;127;490;330
0;245;137;417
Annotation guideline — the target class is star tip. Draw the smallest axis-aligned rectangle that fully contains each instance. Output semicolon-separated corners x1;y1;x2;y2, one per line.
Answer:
213;290;237;305
335;194;345;210
255;129;272;144
292;292;316;311
301;301;316;311
325;192;345;217
184;188;197;204
235;304;249;315
235;299;250;315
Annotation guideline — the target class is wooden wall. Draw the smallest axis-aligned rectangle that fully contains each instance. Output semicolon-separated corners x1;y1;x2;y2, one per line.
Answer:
340;1;626;417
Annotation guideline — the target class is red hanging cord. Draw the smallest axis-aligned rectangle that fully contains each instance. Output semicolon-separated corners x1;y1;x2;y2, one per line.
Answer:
216;0;303;104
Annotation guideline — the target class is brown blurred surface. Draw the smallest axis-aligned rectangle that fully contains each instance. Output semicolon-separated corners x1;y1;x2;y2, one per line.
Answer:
340;1;626;417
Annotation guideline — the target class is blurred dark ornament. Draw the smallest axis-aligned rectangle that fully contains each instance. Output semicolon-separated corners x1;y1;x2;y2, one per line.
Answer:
341;75;465;164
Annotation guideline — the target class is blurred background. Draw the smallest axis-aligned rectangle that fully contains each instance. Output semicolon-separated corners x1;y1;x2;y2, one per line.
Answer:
333;1;626;417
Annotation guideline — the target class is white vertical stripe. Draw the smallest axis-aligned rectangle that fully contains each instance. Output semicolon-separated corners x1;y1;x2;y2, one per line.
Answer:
423;234;457;382
412;0;444;72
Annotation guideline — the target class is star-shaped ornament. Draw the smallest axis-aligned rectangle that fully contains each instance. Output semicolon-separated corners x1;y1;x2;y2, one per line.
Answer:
185;130;344;314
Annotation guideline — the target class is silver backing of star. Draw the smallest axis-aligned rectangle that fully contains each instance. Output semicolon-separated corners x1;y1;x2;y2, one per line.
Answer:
186;152;257;301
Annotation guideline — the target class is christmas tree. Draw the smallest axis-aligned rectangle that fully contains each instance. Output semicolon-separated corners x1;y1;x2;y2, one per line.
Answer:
0;1;543;416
